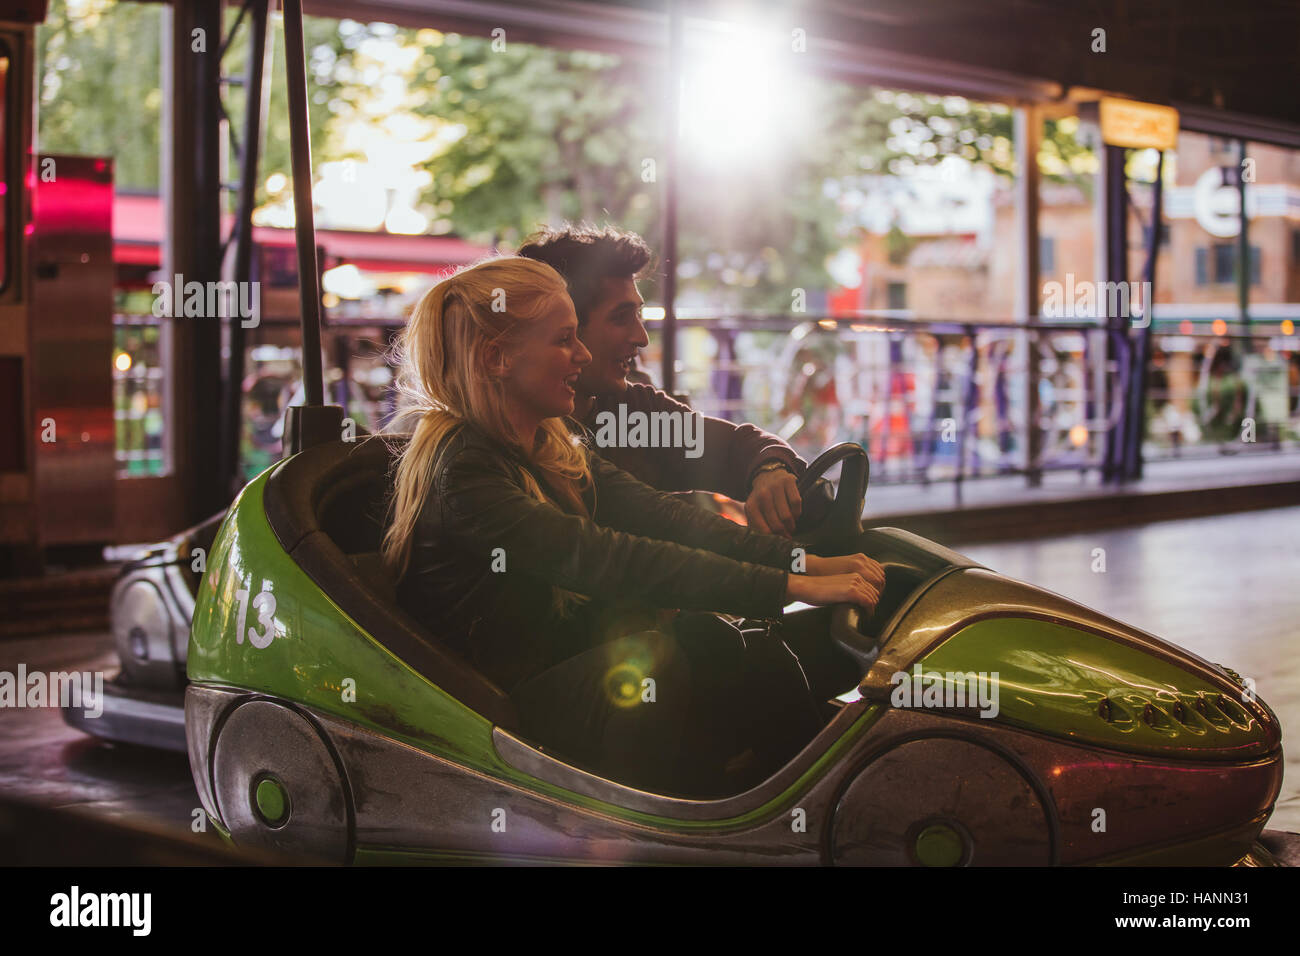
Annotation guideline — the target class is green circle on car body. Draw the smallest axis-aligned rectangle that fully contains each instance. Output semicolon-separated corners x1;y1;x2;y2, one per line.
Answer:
254;776;289;827
915;823;965;867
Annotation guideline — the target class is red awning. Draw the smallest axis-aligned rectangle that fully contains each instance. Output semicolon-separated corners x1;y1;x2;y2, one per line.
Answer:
112;193;491;274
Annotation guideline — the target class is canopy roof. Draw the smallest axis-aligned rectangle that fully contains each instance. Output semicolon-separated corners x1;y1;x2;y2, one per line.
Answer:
302;0;1300;141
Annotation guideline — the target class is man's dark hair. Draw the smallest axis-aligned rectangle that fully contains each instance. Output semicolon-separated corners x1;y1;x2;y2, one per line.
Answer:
517;224;652;325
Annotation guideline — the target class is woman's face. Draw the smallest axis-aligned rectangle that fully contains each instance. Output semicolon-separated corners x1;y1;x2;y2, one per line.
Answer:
499;295;592;425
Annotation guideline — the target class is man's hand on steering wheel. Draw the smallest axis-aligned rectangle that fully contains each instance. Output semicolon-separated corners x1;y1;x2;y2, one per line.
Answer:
805;553;885;589
746;463;802;537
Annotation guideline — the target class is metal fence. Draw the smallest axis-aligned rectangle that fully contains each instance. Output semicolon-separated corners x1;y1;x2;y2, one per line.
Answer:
121;309;1294;487
651;314;1300;486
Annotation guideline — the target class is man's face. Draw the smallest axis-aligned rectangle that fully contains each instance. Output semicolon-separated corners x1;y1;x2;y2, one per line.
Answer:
575;276;649;397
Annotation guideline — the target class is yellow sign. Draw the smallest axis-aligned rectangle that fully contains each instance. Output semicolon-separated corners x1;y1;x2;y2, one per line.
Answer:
1099;97;1179;150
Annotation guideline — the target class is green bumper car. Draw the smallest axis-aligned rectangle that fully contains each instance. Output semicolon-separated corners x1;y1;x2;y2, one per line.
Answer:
185;438;1284;865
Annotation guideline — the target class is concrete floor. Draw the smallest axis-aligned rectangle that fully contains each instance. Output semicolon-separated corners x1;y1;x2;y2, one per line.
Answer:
870;447;1300;516
0;633;207;836
0;505;1296;853
962;505;1300;834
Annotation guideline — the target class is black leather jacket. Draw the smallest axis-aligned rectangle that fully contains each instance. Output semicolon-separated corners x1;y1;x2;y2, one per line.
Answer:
398;422;794;693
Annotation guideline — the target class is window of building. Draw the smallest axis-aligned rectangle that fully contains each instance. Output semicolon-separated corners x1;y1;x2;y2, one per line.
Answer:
1212;244;1235;283
1197;244;1261;285
1039;236;1056;275
886;281;907;310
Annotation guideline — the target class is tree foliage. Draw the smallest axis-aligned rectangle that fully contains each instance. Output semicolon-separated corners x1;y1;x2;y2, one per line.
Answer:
408;33;660;245
36;0;163;189
37;0;350;205
35;4;1093;310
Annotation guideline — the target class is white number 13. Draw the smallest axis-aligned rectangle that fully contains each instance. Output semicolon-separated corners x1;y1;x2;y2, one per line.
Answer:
234;585;278;649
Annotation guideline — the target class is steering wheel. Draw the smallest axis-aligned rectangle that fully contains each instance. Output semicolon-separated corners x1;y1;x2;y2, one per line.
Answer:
794;443;869;544
792;443;881;662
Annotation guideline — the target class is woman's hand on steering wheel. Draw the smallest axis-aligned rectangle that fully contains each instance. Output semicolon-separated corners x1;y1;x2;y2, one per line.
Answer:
785;571;881;615
805;553;885;589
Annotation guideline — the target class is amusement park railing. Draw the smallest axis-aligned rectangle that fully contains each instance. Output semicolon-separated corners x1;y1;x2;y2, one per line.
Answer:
645;314;1300;487
147;306;1297;487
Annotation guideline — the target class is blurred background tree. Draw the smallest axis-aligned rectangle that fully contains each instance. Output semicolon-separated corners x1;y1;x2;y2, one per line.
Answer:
36;0;163;189
38;0;351;203
36;2;1092;310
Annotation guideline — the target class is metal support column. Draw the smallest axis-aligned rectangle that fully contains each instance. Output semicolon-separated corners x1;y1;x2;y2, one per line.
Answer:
1122;150;1163;481
1236;139;1251;345
660;0;682;395
279;0;342;453
284;0;324;410
165;0;226;523
1014;104;1042;487
1100;143;1129;483
219;0;272;498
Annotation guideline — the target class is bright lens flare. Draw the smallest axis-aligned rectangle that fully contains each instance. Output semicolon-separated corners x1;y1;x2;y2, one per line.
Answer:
322;264;366;299
604;664;644;710
679;24;801;167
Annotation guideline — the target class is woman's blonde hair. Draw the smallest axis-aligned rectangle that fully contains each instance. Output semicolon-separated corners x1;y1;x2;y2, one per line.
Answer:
381;257;592;613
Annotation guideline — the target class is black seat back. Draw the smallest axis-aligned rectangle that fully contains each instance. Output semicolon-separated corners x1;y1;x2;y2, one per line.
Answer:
263;435;519;730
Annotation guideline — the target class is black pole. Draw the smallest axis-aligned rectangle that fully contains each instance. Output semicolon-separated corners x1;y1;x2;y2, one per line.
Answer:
170;0;225;523
661;0;681;395
219;0;271;496
283;0;324;409
1123;149;1163;481
1236;138;1251;350
1101;144;1129;483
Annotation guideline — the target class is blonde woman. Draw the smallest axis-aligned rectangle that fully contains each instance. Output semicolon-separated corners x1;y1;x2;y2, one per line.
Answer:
383;256;883;796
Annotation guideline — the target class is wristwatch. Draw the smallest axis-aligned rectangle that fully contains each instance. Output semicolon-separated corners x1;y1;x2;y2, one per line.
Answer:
748;460;793;493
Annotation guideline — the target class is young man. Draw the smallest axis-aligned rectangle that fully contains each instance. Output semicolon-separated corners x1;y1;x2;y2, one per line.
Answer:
518;224;806;537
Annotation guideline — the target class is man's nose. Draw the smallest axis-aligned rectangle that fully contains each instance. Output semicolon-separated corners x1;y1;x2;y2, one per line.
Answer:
632;318;650;349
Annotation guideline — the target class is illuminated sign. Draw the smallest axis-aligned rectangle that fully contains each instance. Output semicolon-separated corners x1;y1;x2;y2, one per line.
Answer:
1099;97;1179;150
1193;166;1256;237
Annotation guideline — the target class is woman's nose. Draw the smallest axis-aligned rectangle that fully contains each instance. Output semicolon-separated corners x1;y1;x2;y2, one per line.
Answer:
575;339;592;366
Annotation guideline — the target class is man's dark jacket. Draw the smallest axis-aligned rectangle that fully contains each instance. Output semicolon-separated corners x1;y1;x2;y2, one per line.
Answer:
579;383;805;500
